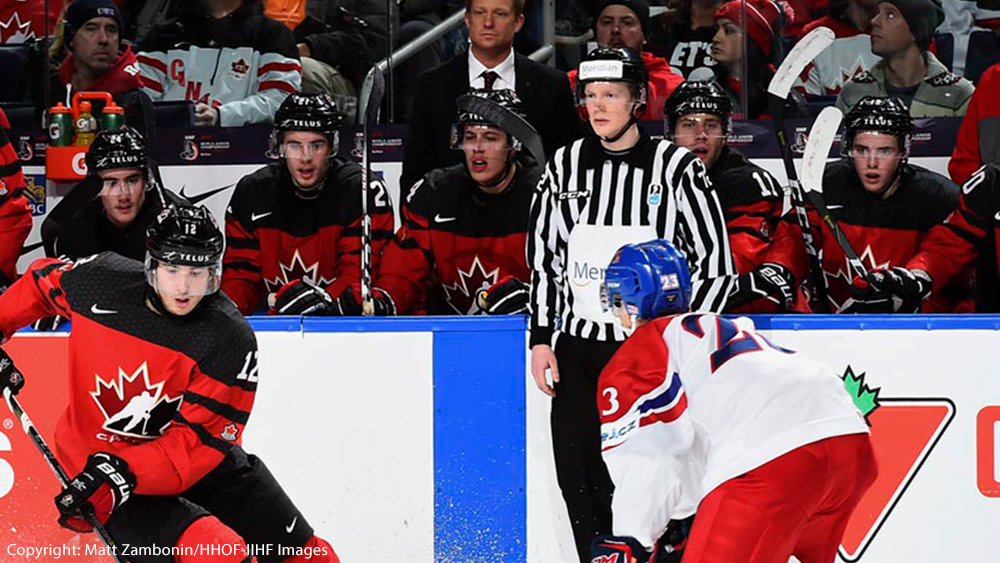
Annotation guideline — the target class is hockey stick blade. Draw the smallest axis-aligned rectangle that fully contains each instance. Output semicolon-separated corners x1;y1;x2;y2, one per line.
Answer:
801;106;842;195
801;107;867;279
456;94;546;166
767;26;834;99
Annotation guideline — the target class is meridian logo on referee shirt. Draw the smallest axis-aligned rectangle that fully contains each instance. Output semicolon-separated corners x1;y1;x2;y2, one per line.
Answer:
571;261;606;286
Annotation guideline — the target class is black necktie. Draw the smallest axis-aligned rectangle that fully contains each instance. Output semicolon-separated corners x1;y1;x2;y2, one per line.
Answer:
481;70;499;91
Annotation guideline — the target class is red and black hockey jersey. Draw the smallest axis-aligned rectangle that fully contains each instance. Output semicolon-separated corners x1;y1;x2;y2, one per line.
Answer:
222;160;394;314
376;161;540;315
0;112;32;287
709;146;784;275
909;164;1000;311
769;160;968;312
0;253;258;495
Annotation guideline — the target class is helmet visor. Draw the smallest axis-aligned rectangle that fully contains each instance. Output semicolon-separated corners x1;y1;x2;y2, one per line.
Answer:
145;253;222;298
670;115;728;140
279;134;337;160
450;123;515;152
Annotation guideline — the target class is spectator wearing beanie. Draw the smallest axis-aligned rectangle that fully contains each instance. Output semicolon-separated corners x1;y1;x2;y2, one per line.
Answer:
711;0;793;118
837;0;974;117
30;0;156;140
567;0;684;121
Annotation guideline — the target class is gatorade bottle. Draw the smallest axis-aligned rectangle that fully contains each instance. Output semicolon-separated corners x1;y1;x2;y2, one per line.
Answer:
48;103;74;146
101;101;125;130
75;101;98;146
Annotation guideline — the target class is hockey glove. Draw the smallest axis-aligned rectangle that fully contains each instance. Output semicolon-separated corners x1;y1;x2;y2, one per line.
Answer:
727;262;795;312
477;276;530;314
0;269;11;296
272;278;335;315
591;535;654;563
864;267;932;313
0;347;25;395
32;315;65;331
330;286;396;316
55;452;135;533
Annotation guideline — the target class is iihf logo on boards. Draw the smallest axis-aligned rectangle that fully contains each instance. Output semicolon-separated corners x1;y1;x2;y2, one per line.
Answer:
90;362;183;440
838;366;955;561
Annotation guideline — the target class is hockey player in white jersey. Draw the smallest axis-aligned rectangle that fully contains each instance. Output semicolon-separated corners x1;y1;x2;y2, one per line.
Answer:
591;240;876;563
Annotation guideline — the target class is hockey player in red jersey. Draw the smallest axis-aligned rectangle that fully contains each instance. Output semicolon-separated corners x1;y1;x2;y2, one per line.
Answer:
856;163;1000;312
768;95;969;312
0;110;32;294
332;88;539;316
0;204;339;563
664;80;797;313
222;92;393;315
590;239;875;563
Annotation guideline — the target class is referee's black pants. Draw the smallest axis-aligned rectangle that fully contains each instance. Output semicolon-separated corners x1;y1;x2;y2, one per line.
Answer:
552;333;622;563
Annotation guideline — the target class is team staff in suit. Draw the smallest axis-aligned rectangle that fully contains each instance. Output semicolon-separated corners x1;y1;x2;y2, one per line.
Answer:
400;0;581;191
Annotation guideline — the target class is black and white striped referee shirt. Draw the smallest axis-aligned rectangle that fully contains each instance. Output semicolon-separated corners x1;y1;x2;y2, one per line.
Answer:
528;133;736;346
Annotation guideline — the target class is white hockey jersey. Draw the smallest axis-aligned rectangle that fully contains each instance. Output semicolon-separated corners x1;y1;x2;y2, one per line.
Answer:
794;17;879;96
597;313;868;548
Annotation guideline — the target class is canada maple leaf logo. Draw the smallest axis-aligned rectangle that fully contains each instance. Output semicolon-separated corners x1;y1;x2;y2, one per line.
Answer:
231;58;249;76
221;423;239;442
264;249;335;294
823;244;892;311
90;362;183;439
0;12;35;44
838;366;954;561
442;255;499;315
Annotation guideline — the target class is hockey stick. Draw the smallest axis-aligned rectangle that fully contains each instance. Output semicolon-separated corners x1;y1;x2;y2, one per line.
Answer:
766;26;835;311
359;67;386;316
1;355;127;563
800;106;867;281
455;94;546;166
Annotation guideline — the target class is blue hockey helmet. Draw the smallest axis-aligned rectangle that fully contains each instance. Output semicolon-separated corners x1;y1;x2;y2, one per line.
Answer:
601;239;692;320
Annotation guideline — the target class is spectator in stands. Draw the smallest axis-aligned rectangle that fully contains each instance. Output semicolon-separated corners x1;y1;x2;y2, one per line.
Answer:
795;0;880;96
32;0;155;139
652;0;720;79
949;62;1000;186
567;0;684;121
222;93;394;316
335;89;539;316
768;96;970;313
663;80;797;313
40;127;181;263
137;0;301;127
836;0;974;117
784;0;830;37
0;110;33;295
400;0;580;191
263;0;308;29
711;0;794;118
294;0;388;122
392;0;451;122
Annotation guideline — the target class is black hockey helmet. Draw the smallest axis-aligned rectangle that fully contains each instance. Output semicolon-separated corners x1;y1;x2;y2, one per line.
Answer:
575;47;649;119
86;126;148;174
843;96;914;157
145;204;224;295
664;80;733;136
450;88;527;152
271;92;343;157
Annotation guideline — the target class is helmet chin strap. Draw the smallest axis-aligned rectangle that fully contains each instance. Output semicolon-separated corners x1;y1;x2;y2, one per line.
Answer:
289;159;332;199
598;105;640;144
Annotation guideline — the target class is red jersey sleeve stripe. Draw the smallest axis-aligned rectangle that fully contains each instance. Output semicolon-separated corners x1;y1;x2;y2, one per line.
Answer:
258;62;302;74
142;77;165;93
137;55;167;73
259;80;297;93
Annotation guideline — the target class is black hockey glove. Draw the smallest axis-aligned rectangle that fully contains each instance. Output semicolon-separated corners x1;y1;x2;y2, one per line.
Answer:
330;286;396;316
272;278;335;315
55;452;135;532
32;315;65;331
0;347;25;395
864;267;932;313
591;535;654;563
655;516;694;562
727;262;795;312
477;276;530;314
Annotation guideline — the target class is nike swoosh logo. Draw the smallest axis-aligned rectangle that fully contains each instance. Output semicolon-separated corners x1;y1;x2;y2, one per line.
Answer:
826;204;843;210
995;211;1000;222
435;214;457;223
91;304;118;315
286;516;297;534
178;184;235;205
251;211;273;222
19;241;44;256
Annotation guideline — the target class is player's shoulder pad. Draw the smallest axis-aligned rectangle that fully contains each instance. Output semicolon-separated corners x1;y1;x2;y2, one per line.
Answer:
229;164;282;215
407;164;467;216
193;296;259;384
